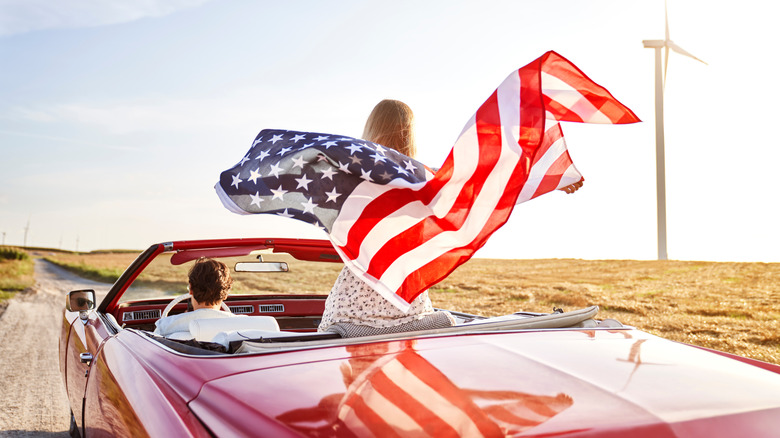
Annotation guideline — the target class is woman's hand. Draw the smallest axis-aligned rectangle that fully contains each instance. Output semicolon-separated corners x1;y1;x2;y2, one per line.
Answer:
559;178;584;194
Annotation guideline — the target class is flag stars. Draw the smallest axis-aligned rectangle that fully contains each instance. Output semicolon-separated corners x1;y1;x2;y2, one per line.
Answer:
325;187;341;203
371;152;387;163
269;134;284;144
295;174;313;190
301;197;317;214
239;155;251;166
271;185;288;200
338;162;352;174
394;165;409;176
276;208;294;218
268;163;283;178
231;173;243;189
378;170;393;181
290;134;306;143
349;155;363;165
346;143;363;155
277;146;292;156
248;168;262;184
321;141;338;149
321;167;337;180
252;137;264;147
360;168;374;182
404;160;417;172
291;156;306;169
374;144;387;155
256;150;270;161
249;191;263;208
313;135;329;141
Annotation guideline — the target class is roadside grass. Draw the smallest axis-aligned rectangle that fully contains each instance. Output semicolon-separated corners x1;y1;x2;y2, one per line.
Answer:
0;246;31;261
44;256;126;284
39;251;779;365
0;247;34;303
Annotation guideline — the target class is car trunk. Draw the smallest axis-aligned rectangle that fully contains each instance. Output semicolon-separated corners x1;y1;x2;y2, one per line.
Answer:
187;329;780;437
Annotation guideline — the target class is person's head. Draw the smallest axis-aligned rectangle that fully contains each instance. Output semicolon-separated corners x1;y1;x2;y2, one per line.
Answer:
188;258;233;306
69;290;94;311
362;99;416;158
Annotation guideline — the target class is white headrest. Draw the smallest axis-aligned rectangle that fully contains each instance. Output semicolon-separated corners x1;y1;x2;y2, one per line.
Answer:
189;316;280;342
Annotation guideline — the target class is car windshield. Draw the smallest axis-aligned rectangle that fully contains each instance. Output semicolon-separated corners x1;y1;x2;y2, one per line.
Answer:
120;250;343;304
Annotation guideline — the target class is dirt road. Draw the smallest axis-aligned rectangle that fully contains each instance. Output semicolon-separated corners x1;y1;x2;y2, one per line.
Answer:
0;260;110;437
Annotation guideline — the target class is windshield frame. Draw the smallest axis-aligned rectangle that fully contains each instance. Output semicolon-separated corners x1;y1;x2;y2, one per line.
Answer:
99;238;340;314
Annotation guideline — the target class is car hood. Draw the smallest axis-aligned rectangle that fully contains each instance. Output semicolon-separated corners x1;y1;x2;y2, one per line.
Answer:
188;329;780;437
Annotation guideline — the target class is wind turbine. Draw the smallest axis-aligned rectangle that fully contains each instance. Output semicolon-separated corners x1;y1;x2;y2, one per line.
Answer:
23;218;30;248
642;1;706;260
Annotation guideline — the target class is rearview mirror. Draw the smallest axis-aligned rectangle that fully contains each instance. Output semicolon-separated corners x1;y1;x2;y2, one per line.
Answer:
66;289;96;312
234;261;289;272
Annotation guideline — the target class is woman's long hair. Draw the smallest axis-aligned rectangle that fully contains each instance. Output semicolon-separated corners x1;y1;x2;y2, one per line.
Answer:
362;99;416;158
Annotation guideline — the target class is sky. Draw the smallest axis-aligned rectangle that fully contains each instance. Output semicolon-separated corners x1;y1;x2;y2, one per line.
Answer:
1;0;778;262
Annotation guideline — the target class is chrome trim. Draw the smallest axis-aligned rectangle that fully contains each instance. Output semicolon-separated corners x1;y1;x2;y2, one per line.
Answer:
130;325;635;359
122;309;162;321
228;305;254;315
258;304;285;313
236;326;637;355
79;352;93;364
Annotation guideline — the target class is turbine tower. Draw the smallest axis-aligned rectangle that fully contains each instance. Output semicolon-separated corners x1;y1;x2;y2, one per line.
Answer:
642;1;706;260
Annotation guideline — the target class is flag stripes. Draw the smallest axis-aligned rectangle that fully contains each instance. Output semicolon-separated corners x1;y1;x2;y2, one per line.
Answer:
333;51;639;309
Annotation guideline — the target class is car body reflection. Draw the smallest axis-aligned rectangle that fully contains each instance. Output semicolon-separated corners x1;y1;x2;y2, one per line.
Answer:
277;340;573;436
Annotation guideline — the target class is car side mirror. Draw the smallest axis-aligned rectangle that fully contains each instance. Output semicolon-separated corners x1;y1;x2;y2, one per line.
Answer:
66;289;96;313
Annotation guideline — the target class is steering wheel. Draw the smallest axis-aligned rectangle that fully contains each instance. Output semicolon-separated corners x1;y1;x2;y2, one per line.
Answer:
161;293;231;318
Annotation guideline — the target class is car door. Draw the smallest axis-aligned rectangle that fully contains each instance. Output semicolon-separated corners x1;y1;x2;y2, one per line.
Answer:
63;310;112;434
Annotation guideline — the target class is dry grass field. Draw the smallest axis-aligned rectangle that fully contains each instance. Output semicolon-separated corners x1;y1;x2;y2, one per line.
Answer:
434;259;779;365
0;247;34;306
44;251;779;365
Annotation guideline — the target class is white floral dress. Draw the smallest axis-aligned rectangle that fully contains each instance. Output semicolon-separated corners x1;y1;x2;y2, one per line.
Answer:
318;266;434;332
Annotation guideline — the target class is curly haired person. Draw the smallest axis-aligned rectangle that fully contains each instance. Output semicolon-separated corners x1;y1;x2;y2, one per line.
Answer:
154;257;237;337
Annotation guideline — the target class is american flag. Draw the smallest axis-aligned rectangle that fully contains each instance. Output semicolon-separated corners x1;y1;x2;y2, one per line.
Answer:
216;51;639;311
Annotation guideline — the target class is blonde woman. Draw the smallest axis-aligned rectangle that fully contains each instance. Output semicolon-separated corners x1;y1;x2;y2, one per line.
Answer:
318;99;454;336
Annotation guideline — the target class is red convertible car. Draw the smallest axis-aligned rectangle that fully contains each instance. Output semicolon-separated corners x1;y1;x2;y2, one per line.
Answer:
60;238;780;437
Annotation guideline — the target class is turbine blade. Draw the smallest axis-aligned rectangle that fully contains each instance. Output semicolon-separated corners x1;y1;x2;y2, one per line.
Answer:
664;0;670;41
664;46;669;90
668;41;708;65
